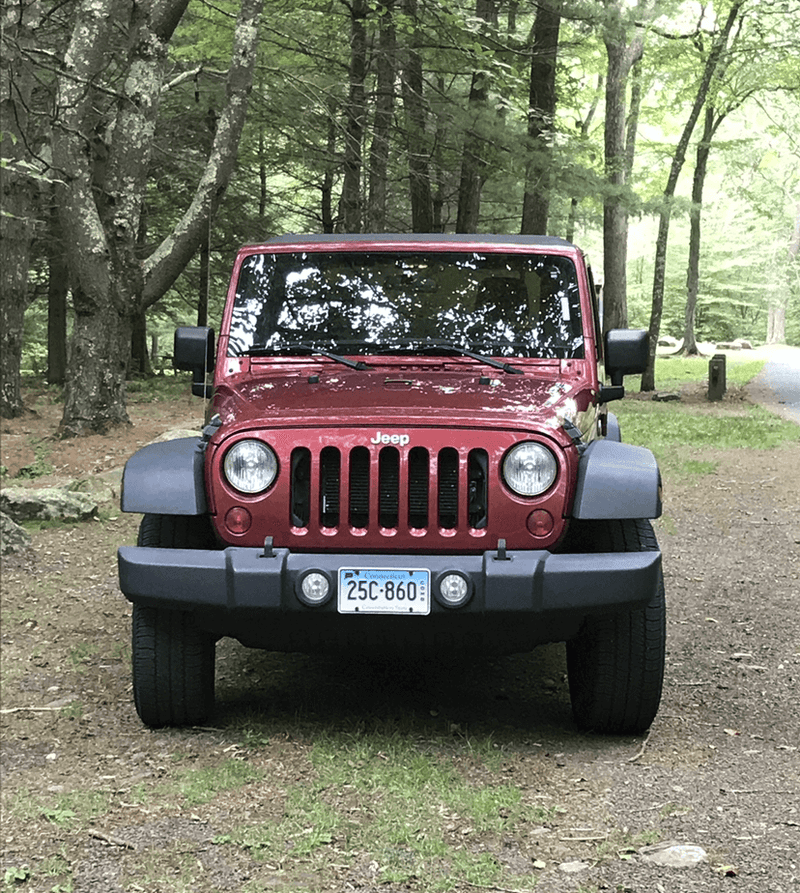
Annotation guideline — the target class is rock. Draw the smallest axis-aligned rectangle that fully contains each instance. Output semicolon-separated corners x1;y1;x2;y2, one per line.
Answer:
715;341;741;350
653;392;681;402
65;470;121;506
733;338;754;349
658;336;679;347
0;511;32;554
155;428;201;442
558;860;590;873
639;841;707;867
0;487;98;523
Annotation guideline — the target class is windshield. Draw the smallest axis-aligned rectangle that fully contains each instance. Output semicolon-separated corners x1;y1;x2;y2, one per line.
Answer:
228;251;584;360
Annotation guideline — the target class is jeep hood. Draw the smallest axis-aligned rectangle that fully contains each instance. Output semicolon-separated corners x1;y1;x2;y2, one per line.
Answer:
214;363;596;437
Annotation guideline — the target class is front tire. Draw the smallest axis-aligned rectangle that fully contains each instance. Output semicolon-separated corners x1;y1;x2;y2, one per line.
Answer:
565;519;666;734
131;514;216;727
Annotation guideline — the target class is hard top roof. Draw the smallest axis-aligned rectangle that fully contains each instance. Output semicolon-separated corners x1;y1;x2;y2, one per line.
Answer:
243;233;577;251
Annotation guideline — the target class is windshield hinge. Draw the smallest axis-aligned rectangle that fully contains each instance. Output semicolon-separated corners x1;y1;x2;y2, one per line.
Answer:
562;418;587;455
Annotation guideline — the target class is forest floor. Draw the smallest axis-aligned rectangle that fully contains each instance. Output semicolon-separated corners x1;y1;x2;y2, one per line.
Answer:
1;369;799;893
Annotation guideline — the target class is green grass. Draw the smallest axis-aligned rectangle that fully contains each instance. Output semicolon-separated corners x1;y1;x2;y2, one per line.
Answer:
615;401;800;479
216;729;559;891
13;438;55;479
646;354;766;392
617;402;800;452
173;757;264;806
126;372;193;402
614;352;798;479
9;789;114;829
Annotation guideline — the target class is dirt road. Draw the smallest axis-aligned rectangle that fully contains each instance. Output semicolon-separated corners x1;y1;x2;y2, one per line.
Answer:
2;391;799;893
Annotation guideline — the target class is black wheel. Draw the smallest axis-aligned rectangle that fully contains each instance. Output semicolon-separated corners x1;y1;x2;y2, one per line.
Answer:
565;518;665;734
131;514;216;727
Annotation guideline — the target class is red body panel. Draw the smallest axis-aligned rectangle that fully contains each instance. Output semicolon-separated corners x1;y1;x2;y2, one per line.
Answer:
206;236;602;553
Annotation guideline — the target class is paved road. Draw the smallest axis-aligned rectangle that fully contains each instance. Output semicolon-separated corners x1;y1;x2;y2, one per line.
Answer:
747;345;800;424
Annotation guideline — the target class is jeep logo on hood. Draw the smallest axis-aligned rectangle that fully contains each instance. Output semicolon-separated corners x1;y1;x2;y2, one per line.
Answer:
370;431;410;446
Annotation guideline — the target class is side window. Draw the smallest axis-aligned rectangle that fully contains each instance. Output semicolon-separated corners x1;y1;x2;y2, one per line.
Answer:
587;265;603;361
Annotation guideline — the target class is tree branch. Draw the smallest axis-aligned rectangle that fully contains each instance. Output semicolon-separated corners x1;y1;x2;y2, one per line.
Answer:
142;0;264;307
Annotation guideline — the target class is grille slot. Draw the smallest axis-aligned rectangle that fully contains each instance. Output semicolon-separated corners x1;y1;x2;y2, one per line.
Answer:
290;448;310;526
348;446;370;528
379;447;399;528
289;443;489;536
468;449;489;529
408;447;429;528
319;447;340;527
437;447;459;529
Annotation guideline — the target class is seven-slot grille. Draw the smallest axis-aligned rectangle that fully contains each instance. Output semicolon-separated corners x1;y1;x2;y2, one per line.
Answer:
290;445;489;534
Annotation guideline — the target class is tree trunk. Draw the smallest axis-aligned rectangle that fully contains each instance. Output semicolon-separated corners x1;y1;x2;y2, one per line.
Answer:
321;109;336;233
400;0;433;233
53;0;262;434
521;1;561;236
455;67;489;234
566;75;603;243
46;194;69;386
54;0;180;433
60;287;133;434
642;0;743;391
130;308;154;378
683;105;722;357
456;0;497;234
340;0;369;233
0;0;39;418
198;221;210;328
366;0;396;232
602;4;645;333
431;75;447;233
142;0;264;308
766;305;786;344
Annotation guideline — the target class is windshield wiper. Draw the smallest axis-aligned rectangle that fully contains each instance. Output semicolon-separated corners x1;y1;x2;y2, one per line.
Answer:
244;341;371;371
384;339;523;374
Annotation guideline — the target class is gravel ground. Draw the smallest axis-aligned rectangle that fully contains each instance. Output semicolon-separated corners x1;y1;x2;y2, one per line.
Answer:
1;383;798;893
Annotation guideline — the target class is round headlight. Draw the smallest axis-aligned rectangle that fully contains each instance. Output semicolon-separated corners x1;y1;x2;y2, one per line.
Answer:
502;442;557;497
223;440;278;494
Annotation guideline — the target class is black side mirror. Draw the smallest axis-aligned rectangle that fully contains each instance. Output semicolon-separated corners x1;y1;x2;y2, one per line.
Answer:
174;326;215;398
601;329;648;402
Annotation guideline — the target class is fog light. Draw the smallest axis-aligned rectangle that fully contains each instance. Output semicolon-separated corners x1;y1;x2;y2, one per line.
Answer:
436;572;471;608
298;571;331;607
526;509;554;538
225;506;252;534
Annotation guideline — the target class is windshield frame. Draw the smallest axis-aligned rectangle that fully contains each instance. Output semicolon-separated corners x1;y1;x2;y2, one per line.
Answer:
220;241;590;365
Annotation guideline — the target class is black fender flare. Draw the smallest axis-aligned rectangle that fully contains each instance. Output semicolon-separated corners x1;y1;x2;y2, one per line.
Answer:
605;411;622;442
121;438;207;515
572;439;662;520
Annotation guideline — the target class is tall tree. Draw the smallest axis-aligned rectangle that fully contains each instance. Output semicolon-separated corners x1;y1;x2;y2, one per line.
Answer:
45;189;69;385
565;74;603;243
53;0;263;435
682;106;719;355
0;0;40;418
767;203;798;343
340;0;369;233
601;0;647;332
367;0;397;232
521;0;561;235
400;0;434;232
456;0;498;233
642;0;744;390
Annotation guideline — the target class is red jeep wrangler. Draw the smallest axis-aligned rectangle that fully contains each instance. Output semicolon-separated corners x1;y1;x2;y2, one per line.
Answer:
118;234;664;733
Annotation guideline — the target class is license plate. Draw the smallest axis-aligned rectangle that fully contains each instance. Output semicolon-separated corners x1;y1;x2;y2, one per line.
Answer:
338;568;430;615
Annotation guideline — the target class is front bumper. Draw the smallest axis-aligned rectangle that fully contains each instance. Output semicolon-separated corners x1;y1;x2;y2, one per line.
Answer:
118;545;660;650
